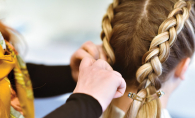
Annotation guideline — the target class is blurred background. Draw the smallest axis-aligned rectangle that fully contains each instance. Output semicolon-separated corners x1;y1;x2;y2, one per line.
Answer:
0;0;195;117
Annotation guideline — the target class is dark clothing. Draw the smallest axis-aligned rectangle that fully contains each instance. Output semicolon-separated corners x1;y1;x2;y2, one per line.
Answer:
44;93;102;118
26;63;102;118
27;63;76;97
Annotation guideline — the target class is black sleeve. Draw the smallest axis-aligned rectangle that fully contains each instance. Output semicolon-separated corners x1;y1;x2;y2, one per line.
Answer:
44;93;102;118
26;63;76;98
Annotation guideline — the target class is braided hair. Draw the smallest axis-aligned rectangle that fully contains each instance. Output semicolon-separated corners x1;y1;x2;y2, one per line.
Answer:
101;0;120;65
101;0;195;118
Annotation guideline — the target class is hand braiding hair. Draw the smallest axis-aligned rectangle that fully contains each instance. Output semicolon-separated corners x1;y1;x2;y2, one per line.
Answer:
136;0;191;91
101;0;120;65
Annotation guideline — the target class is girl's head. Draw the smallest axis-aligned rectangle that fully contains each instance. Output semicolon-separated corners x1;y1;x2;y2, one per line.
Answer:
101;0;195;117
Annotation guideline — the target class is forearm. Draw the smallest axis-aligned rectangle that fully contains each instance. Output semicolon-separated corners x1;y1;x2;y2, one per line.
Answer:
44;93;102;118
27;63;76;97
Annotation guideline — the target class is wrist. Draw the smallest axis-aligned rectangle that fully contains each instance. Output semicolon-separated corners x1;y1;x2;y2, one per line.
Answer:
71;93;103;112
73;91;108;112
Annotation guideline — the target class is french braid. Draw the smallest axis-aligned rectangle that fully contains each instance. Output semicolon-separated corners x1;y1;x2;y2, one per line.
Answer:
130;1;192;118
101;0;194;118
136;0;191;90
101;0;120;65
100;1;121;117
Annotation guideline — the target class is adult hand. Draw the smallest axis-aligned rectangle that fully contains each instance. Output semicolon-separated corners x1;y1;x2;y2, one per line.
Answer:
70;41;107;81
73;57;126;112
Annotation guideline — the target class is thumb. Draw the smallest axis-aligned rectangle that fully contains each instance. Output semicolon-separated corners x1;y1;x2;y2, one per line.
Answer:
79;57;96;70
113;77;126;98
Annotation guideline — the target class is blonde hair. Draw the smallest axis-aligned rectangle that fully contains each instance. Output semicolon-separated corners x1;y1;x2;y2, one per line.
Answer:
101;0;195;118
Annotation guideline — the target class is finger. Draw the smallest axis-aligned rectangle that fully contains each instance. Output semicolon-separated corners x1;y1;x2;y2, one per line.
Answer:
82;41;100;60
97;44;107;61
70;49;96;81
79;57;96;70
114;77;126;98
71;48;94;61
71;49;94;68
93;59;113;71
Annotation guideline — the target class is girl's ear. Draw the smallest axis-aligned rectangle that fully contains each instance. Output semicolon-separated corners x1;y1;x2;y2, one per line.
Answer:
175;58;191;80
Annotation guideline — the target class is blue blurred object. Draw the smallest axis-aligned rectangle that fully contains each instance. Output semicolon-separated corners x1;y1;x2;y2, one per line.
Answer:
34;93;72;118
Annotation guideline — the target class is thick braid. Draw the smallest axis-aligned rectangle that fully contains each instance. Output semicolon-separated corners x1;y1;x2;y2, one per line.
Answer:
101;0;120;65
136;0;191;90
100;1;121;117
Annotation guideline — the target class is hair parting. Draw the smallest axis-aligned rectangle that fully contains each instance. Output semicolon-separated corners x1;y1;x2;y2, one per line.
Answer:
101;0;195;118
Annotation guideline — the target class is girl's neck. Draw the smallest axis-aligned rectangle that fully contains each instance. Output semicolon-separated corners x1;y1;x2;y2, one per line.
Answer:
112;84;172;113
112;85;138;113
